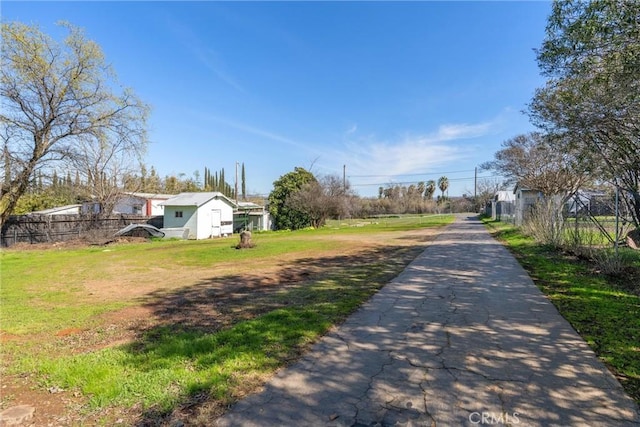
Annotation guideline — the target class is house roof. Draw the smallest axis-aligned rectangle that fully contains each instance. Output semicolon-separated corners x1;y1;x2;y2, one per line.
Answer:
160;192;237;208
495;191;516;202
122;192;176;200
29;204;81;215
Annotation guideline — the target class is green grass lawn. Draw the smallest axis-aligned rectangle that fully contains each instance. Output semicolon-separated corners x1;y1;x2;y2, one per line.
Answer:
483;218;640;405
1;214;453;424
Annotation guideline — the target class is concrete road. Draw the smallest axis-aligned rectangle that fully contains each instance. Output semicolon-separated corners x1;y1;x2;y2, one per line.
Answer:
215;216;640;427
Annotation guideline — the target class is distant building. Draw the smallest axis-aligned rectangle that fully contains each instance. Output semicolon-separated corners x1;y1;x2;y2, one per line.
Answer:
566;190;610;216
514;185;542;226
490;191;516;222
113;192;175;216
29;204;82;216
234;201;272;232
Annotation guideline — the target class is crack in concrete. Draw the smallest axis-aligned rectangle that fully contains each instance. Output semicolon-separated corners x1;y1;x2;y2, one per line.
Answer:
419;381;438;427
440;365;530;384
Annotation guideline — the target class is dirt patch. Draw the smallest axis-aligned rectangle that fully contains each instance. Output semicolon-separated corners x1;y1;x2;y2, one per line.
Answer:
2;226;443;426
4;236;149;251
0;332;21;343
55;328;83;337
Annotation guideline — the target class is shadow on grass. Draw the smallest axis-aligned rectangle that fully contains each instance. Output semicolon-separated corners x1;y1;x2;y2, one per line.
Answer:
483;219;640;409
127;244;428;426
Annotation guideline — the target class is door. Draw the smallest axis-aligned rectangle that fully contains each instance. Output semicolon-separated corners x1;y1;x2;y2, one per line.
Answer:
211;209;221;237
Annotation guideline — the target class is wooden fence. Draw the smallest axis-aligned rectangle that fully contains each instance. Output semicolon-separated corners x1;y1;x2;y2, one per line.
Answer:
1;214;164;247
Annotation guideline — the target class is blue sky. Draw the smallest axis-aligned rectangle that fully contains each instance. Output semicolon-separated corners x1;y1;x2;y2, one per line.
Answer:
4;1;551;197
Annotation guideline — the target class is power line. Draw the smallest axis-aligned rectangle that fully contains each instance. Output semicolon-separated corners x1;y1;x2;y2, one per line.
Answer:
348;169;477;179
350;174;502;187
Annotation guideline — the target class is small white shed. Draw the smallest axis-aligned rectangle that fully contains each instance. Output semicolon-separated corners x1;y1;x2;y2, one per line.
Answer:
160;192;236;239
491;191;516;221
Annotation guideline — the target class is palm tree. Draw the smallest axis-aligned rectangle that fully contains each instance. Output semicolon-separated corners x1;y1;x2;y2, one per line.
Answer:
425;180;436;200
438;176;449;199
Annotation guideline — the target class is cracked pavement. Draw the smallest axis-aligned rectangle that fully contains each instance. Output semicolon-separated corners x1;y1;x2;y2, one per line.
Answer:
214;216;640;427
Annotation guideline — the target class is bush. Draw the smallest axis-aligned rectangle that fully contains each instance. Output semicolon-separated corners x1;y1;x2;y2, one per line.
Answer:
522;198;565;247
590;247;635;276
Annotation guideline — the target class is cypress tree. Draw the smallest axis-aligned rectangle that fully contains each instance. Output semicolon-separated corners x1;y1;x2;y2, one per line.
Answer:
241;162;246;200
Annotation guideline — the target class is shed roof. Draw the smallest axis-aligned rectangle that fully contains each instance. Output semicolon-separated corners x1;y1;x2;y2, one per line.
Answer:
161;192;237;208
236;201;264;210
495;191;516;202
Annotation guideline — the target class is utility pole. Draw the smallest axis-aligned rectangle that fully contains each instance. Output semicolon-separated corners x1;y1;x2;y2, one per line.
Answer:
343;164;346;192
474;167;478;212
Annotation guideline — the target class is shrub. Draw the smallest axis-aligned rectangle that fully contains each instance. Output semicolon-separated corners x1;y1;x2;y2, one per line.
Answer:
522;198;565;247
589;247;635;276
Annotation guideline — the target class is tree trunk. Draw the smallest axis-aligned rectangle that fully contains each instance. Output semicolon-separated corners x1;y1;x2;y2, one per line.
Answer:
0;159;37;227
235;230;254;249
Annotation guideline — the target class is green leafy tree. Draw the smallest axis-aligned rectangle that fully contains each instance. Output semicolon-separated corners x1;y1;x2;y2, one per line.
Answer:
146;167;162;193
268;167;316;230
529;0;640;228
1;22;149;224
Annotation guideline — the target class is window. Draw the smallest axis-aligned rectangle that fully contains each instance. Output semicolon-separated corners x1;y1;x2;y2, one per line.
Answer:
175;211;183;218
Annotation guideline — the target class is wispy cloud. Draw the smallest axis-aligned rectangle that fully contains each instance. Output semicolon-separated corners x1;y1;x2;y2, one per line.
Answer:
191;48;245;93
345;123;358;136
434;122;493;141
340;120;496;182
203;114;318;153
164;16;245;93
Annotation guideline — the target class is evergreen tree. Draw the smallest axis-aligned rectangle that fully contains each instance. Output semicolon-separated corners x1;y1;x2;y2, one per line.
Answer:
241;162;246;200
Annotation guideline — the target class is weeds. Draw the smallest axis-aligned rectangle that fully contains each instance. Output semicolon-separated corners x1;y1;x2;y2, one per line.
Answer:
521;198;566;247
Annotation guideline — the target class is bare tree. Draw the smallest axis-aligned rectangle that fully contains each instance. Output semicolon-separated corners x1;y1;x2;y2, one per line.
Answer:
470;178;507;212
483;132;590;246
287;174;355;228
0;21;149;225
69;132;144;215
482;132;587;200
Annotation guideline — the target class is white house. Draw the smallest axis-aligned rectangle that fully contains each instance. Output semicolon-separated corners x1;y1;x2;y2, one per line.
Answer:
160;192;236;239
113;192;175;216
